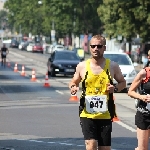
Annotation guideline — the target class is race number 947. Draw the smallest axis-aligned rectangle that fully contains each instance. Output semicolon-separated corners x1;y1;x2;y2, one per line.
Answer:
90;99;103;108
85;95;107;113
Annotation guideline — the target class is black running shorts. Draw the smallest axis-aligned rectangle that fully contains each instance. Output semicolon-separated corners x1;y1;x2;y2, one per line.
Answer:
135;111;150;130
1;54;6;59
80;117;112;146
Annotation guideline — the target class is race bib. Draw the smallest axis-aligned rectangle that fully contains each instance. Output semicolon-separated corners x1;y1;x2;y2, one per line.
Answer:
146;103;150;111
85;95;107;114
2;51;6;55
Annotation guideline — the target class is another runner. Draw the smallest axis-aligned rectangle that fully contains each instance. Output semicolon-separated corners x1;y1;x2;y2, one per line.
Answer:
128;57;150;150
0;43;9;67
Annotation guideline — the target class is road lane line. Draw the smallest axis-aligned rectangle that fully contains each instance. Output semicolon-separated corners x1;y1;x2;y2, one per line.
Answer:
9;51;25;58
116;121;136;132
16;139;118;149
55;90;64;95
16;139;84;147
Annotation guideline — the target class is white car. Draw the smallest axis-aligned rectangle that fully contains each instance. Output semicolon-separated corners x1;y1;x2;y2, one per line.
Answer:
52;44;64;52
26;43;35;52
18;41;25;50
104;51;137;91
47;44;65;54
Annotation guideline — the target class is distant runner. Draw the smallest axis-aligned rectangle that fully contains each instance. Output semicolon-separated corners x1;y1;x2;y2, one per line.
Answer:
0;43;9;67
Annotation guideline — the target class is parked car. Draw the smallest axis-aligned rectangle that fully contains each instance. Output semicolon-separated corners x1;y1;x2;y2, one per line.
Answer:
10;40;19;48
104;51;137;91
26;42;35;52
23;41;32;50
47;50;80;76
52;44;64;52
72;47;85;61
32;43;43;53
18;41;26;50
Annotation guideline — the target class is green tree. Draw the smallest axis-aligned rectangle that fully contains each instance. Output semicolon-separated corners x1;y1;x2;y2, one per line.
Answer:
4;0;104;38
97;0;150;55
0;10;8;30
131;0;150;42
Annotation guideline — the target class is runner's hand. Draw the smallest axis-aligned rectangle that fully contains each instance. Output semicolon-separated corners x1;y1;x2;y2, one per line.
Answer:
140;94;150;102
106;83;114;93
70;85;78;95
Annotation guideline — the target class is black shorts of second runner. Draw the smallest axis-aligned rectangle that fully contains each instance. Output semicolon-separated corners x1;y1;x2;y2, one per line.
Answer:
80;117;112;146
1;54;6;59
135;110;150;130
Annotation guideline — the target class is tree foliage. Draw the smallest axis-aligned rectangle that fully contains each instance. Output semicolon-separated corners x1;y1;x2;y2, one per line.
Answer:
4;0;102;37
97;0;150;42
0;10;8;30
3;0;150;43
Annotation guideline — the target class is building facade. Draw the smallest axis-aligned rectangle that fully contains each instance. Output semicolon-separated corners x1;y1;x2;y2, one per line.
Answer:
0;0;6;10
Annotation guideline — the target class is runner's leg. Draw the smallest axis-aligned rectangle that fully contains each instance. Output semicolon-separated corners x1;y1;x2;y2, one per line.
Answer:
98;146;111;150
97;121;112;150
136;127;149;150
85;139;97;150
1;58;3;66
3;57;6;67
80;118;98;150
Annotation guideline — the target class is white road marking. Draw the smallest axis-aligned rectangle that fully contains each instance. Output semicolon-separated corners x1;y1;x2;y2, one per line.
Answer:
116;121;136;132
16;139;118;149
56;79;71;81
55;90;64;95
37;97;51;99
9;51;25;58
36;79;40;83
0;133;118;149
16;139;84;147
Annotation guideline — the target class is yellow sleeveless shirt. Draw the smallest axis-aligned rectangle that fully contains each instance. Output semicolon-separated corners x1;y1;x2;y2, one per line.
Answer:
80;58;112;119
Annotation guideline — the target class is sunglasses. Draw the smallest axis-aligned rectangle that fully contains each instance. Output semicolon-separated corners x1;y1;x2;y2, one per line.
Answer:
90;45;104;49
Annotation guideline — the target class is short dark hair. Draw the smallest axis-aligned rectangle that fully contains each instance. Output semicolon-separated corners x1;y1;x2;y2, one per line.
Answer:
90;35;106;45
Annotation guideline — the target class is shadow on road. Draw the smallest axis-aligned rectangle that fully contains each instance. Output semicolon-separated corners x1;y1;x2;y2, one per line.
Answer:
0;136;138;150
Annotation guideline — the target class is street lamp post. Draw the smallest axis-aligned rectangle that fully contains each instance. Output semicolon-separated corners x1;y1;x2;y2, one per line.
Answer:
72;8;76;49
51;12;56;44
37;0;42;42
37;0;56;44
51;20;55;44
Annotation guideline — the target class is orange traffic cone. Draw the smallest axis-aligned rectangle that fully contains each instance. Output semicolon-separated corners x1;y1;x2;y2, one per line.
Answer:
30;69;36;81
112;116;120;122
7;61;11;67
69;93;79;102
21;65;26;76
43;72;50;87
112;96;120;122
112;105;120;122
14;63;18;72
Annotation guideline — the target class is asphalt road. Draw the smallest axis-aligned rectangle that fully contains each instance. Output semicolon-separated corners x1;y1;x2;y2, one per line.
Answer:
0;48;147;150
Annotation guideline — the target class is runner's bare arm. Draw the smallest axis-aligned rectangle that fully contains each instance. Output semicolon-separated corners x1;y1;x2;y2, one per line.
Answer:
113;62;126;92
69;62;82;89
128;69;145;99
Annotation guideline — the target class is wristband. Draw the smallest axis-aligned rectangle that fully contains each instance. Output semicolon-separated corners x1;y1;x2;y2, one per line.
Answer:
114;85;118;92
